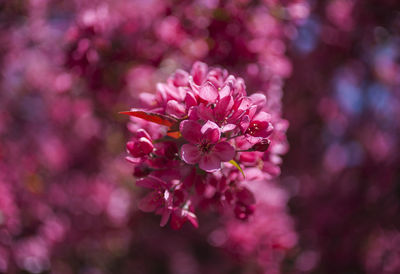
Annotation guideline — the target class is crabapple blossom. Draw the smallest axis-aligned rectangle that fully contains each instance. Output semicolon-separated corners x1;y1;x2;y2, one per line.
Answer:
180;120;235;172
123;62;284;229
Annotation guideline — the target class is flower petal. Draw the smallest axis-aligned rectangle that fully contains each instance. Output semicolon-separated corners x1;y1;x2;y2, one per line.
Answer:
219;84;233;98
214;141;235;162
191;61;208;85
169;69;189;87
249;93;267;108
239;115;250;133
221;123;236;133
253;111;272;123
180;120;202;143
160;190;173;227
170;208;186;230
186;211;199;228
188;106;199;120
160;208;171;227
197;103;214;121
180;143;201;164
199;81;218;102
139;92;156;108
166;100;186;117
136;129;152;140
136;176;168;189
138;191;161;212
214;95;234;121
185;91;197;109
201;120;221;144
199;154;221;172
138;137;154;154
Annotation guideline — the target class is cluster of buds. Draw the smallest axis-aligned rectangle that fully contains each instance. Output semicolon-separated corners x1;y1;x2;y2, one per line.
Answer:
122;62;280;229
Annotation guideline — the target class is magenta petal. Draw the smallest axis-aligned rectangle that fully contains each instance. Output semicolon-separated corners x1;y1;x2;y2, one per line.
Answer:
136;129;152;140
126;141;137;156
191;61;208;85
165;83;184;101
185;92;197;108
236;97;252;112
170;69;189;87
239;115;250;132
188;106;199;120
186;211;199;228
138;191;160;212
160;209;171;227
159;190;172;227
262;161;281;177
180;143;201;164
251;138;271;152
165;100;186;117
253;111;272;123
199;154;221;172
249;93;267;108
221;123;236;133
247;105;257;118
243;167;264;181
239;151;258;164
156;83;168;102
170;209;186;230
180;120;202;143
245;135;263;144
201;120;221;143
214;141;235;162
136;176;167;189
188;75;200;94
139;92;156;108
138;137;154;154
197;103;214;121
214;95;234;121
199;81;218;102
219;84;232;98
125;156;140;164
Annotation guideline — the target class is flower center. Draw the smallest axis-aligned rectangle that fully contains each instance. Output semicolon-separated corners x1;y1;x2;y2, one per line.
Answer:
247;122;260;135
199;142;214;154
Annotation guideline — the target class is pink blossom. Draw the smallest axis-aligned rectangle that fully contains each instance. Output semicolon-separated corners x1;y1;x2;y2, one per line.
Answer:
136;176;173;227
180;120;235;172
126;129;154;158
122;62;282;229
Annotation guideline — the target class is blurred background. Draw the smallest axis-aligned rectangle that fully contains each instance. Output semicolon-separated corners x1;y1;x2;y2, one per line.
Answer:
0;0;399;273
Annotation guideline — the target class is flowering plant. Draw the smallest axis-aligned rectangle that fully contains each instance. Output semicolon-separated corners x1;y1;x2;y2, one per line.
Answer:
122;62;286;229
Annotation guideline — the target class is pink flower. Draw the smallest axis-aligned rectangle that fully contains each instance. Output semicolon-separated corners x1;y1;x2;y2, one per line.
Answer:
126;129;154;158
180;120;235;172
245;111;274;140
122;62;285;229
136;176;173;227
251;138;271;152
170;202;198;230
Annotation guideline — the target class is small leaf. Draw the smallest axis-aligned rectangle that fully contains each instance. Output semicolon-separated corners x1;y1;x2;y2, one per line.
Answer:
229;160;245;178
119;109;176;127
166;121;181;139
167;131;181;139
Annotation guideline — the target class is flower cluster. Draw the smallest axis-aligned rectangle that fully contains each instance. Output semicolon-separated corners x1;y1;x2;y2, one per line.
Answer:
6;0;400;273
0;0;302;272
124;62;283;229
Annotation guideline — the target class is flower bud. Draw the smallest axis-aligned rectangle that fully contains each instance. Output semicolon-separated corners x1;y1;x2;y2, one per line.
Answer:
126;137;154;157
251;138;271;152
